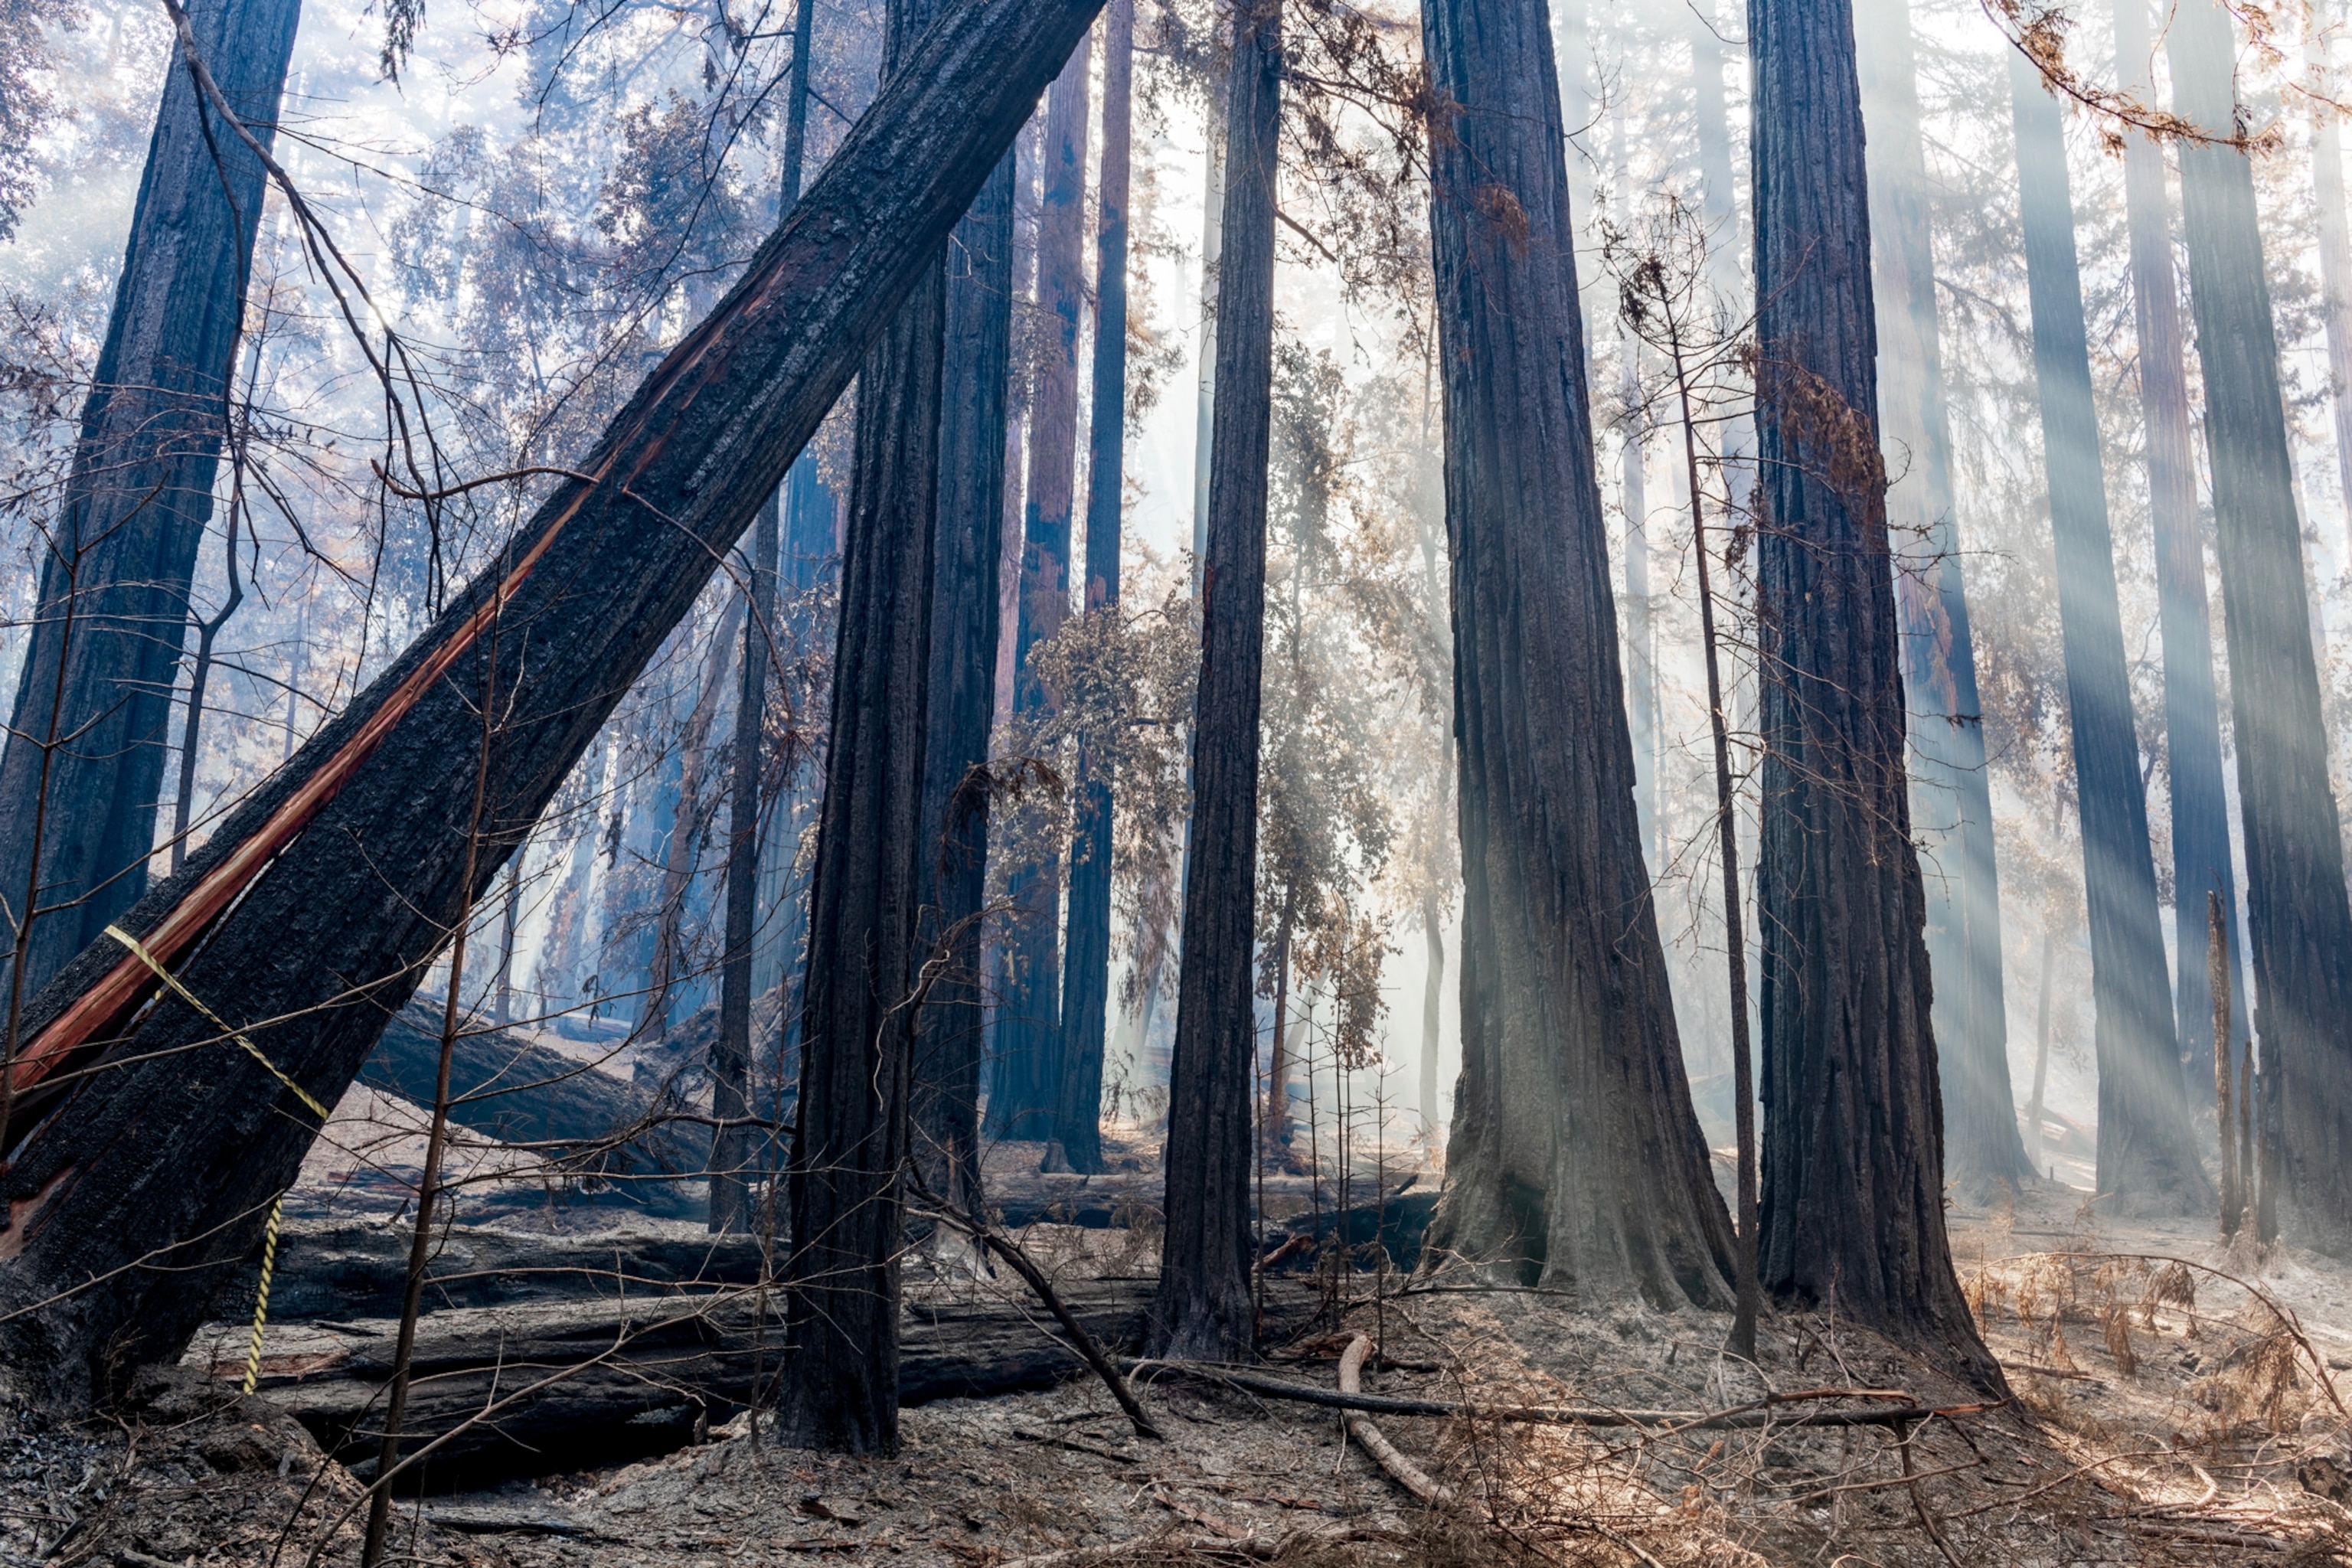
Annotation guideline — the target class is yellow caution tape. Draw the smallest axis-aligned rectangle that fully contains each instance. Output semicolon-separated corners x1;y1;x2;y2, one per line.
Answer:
103;925;332;1120
243;1194;284;1395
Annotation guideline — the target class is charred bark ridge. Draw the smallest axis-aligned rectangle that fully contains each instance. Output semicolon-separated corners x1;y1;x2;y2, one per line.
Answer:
777;0;953;1457
2169;0;2352;1253
2009;54;2210;1214
988;37;1095;1142
913;148;1017;1222
0;0;1109;1410
1148;0;1281;1364
1854;0;2025;1196
2114;0;2246;1108
1055;0;1136;1177
1416;0;1734;1309
0;0;301;1009
1747;0;2001;1387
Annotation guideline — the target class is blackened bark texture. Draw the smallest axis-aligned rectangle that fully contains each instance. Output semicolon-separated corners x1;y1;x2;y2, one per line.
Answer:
0;0;300;1011
1054;0;1134;1176
912;148;1016;1220
710;493;779;1233
988;38;1094;1142
2169;0;2352;1253
2115;0;2246;1104
0;0;1108;1410
2009;54;2209;1214
1147;0;1279;1364
1416;0;1733;1309
2311;29;2352;545
1747;0;1999;1386
777;0;951;1456
1854;0;2024;1195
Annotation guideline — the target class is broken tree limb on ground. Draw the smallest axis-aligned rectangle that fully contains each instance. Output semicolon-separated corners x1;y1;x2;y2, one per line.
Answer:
1122;1361;1998;1432
0;0;1106;1407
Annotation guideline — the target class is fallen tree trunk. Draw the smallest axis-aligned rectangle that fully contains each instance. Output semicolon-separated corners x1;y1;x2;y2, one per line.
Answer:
0;0;1107;1408
196;1271;1316;1485
360;1006;705;1178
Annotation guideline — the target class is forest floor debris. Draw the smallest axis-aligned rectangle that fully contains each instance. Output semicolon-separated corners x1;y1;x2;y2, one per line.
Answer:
6;1174;2351;1564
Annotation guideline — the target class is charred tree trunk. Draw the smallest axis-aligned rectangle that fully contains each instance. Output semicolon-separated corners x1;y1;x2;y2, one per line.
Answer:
2311;27;2352;548
2169;0;2352;1253
2116;0;2246;1109
988;37;1094;1142
2009;53;2210;1214
1148;0;1280;1364
0;0;1109;1411
776;0;955;1456
1854;0;2024;1195
1417;0;1733;1309
710;505;779;1232
1054;0;1135;1176
913;147;1017;1220
0;0;301;1017
1747;0;2000;1387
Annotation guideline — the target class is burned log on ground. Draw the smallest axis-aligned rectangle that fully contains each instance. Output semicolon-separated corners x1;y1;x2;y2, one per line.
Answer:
359;1007;706;1180
0;0;1109;1407
193;1264;1315;1485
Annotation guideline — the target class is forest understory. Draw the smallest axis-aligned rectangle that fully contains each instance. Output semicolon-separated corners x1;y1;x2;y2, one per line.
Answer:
3;1142;2347;1568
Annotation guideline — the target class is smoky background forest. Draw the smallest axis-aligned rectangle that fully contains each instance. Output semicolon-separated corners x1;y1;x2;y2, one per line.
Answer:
7;0;2352;1557
19;0;2339;1180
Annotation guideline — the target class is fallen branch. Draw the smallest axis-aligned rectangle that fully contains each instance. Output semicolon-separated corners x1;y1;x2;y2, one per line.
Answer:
907;1180;1162;1440
1338;1334;1452;1505
1124;1361;1985;1432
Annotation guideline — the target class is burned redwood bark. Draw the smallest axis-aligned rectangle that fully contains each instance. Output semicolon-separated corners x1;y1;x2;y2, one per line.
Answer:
1747;0;2001;1385
2008;52;2209;1214
1147;0;1280;1364
0;0;1109;1410
987;36;1095;1142
1054;0;1135;1177
0;0;302;1014
2168;0;2352;1253
1854;0;2025;1196
775;0;955;1456
912;147;1018;1220
1416;0;1733;1308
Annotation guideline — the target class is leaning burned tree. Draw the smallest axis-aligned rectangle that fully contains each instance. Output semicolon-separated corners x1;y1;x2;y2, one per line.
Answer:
0;0;1109;1407
1747;0;2001;1386
1416;0;1735;1308
0;0;302;1013
1150;0;1282;1364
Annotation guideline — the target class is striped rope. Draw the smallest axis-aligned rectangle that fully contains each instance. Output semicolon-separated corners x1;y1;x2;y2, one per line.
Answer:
102;925;332;1119
243;1194;285;1395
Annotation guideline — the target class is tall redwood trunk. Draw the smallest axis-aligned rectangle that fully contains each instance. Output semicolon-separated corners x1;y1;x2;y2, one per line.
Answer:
0;0;302;1016
1854;0;2024;1194
2169;0;2352;1253
2009;51;2209;1212
2116;0;2246;1109
913;146;1017;1218
0;0;1108;1409
1148;0;1280;1363
1055;0;1134;1175
989;35;1094;1142
777;0;953;1455
1417;0;1733;1308
1747;0;2001;1386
